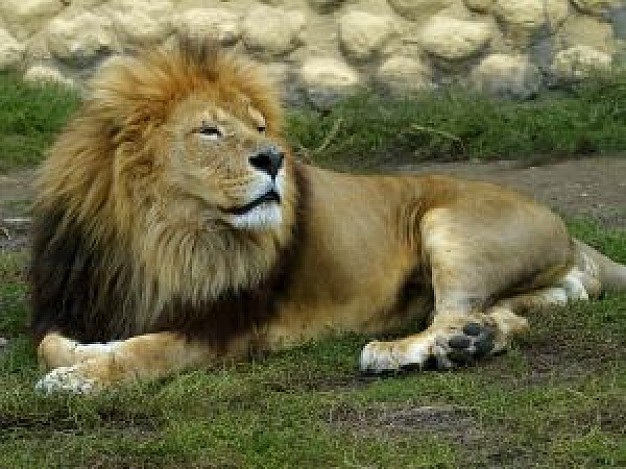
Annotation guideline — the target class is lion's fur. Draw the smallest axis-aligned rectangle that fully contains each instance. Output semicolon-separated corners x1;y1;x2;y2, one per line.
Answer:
31;39;298;344
31;40;626;391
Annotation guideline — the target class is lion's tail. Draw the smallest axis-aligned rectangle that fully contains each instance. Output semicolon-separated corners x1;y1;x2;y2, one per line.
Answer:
575;239;626;292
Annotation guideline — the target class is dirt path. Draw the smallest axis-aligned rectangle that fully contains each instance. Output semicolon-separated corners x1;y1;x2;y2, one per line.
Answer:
398;156;626;230
0;169;34;250
1;157;625;251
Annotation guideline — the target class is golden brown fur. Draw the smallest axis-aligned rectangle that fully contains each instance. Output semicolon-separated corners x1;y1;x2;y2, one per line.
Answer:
32;40;297;342
31;40;626;393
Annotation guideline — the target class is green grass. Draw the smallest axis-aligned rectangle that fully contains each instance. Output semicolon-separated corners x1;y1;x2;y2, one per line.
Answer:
1;70;626;172
287;70;626;168
1;222;625;468
0;72;80;172
1;70;625;468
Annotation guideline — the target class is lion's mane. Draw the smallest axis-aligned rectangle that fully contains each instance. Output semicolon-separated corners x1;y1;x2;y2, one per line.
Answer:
30;39;302;349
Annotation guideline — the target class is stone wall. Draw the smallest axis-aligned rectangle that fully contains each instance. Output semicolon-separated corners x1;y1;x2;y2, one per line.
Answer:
0;0;624;107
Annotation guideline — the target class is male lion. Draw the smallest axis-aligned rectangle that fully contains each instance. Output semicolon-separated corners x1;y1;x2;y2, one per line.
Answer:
32;39;626;393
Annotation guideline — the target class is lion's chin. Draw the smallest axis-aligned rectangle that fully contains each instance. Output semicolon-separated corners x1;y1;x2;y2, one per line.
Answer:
227;202;283;230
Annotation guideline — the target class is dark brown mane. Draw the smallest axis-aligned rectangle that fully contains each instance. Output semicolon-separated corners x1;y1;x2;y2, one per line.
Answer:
30;162;308;351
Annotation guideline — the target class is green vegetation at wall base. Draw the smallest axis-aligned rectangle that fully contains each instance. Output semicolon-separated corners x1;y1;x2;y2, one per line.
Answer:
1;69;625;172
288;70;626;169
0;72;80;172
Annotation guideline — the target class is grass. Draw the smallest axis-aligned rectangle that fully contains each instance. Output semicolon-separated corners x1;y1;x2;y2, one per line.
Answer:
0;221;625;468
0;72;80;172
0;70;625;468
1;70;626;173
287;70;626;169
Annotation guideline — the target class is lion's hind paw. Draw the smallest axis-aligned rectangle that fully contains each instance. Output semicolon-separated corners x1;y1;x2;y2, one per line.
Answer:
35;365;99;394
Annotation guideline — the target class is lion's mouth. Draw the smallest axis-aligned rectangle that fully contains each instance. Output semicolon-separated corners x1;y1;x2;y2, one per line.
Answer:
227;190;281;216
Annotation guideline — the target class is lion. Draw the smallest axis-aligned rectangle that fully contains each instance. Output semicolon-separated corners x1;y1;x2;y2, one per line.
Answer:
31;39;626;393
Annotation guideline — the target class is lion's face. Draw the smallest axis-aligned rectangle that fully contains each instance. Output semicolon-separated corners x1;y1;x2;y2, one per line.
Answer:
162;93;293;231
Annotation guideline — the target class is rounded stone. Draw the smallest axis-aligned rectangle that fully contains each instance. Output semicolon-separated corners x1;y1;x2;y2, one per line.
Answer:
552;45;612;79
470;53;541;99
556;14;615;54
241;5;306;56
0;29;25;71
494;0;570;32
107;0;173;44
419;16;493;61
494;0;570;49
263;62;290;88
46;10;117;64
387;0;452;22
376;56;432;93
0;0;64;40
339;11;395;61
173;8;240;45
300;57;360;109
301;57;359;88
24;64;75;88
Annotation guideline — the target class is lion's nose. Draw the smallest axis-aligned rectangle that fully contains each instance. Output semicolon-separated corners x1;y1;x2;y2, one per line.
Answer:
249;146;284;178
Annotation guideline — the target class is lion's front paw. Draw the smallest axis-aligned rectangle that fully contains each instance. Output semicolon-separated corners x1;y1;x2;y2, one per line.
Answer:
35;364;100;394
359;336;436;374
359;322;500;374
444;322;497;365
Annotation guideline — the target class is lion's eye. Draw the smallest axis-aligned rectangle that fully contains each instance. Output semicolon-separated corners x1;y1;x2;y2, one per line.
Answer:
198;125;222;140
257;125;266;133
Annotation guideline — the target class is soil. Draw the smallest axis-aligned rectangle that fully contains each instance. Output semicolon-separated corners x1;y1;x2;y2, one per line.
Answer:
0;169;34;251
0;157;623;460
395;155;626;230
1;156;624;251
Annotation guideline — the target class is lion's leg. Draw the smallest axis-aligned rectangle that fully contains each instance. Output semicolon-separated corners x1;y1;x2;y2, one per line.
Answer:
359;310;509;373
35;331;213;394
359;278;595;374
38;332;124;369
360;205;591;374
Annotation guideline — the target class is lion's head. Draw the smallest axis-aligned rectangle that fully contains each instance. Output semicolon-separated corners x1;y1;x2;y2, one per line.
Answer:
32;39;301;338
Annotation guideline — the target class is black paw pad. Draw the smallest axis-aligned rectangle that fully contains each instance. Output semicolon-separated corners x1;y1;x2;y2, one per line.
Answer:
474;335;495;358
447;322;496;364
448;335;471;349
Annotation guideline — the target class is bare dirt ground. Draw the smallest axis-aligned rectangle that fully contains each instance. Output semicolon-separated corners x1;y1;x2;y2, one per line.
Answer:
0;168;33;251
1;156;625;251
398;155;626;230
0;158;624;461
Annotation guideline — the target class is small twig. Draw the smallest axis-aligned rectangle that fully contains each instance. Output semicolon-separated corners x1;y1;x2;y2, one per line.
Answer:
314;117;343;154
2;217;32;226
0;227;10;240
409;124;467;155
1;217;31;231
293;118;343;163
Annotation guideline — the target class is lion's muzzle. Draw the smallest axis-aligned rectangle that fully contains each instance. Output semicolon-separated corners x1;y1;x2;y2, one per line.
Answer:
227;189;281;216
